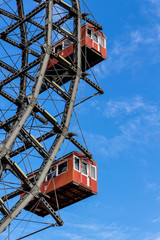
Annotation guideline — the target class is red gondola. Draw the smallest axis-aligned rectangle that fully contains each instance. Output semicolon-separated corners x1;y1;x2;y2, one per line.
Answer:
45;23;107;83
21;152;97;217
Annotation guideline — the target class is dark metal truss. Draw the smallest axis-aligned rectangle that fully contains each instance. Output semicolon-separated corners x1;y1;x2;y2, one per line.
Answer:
0;0;104;236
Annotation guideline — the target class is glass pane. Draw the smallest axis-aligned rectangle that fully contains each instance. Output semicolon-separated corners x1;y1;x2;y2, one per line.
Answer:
101;37;105;47
58;161;67;175
91;165;96;179
55;44;62;53
93;33;98;43
48;167;56;180
87;28;91;38
64;39;72;48
82;162;88;175
75;157;80;171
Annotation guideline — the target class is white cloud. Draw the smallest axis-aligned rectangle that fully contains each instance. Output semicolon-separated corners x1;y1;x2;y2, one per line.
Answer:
87;132;130;158
152;217;160;223
103;96;145;118
87;96;160;158
61;222;132;240
39;219;160;240
97;23;160;77
131;30;143;43
145;0;160;17
144;233;160;240
146;182;160;192
93;1;160;79
96;96;160;124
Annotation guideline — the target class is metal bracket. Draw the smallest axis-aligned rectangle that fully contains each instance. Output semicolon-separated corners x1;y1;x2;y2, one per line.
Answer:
40;197;64;226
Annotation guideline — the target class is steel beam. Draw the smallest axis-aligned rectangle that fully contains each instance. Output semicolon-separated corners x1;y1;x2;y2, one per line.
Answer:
10;129;56;158
20;128;49;159
40;197;63;226
27;13;73;47
0;36;39;57
0;57;41;88
0;9;19;20
0;0;53;232
2;155;33;188
2;189;24;202
54;0;103;30
52;23;76;42
0;8;44;30
0;2;45;38
82;76;104;94
16;0;28;105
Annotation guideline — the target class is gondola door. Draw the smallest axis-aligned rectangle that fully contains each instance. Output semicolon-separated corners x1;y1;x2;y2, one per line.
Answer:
81;160;90;187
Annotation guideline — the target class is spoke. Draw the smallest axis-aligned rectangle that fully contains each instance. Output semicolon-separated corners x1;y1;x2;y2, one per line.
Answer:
0;8;19;20
0;2;46;38
0;57;41;87
16;0;28;104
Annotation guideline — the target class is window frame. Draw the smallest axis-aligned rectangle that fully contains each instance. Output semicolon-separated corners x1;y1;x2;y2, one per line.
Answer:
44;175;48;182
57;160;68;176
74;156;80;172
81;160;89;177
90;164;97;180
100;36;106;48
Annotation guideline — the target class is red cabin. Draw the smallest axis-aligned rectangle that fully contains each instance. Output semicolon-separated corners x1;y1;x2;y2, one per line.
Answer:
22;152;97;217
45;23;107;83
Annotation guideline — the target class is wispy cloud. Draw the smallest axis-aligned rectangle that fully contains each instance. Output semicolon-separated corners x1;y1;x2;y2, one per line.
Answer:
102;96;146;118
92;96;160;124
57;222;133;240
143;232;160;240
146;182;160;192
152;217;160;223
86;96;160;158
94;1;160;78
95;24;160;78
145;0;160;17
37;220;160;240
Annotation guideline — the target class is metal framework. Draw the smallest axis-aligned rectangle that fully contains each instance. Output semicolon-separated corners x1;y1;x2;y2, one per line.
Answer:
0;0;104;238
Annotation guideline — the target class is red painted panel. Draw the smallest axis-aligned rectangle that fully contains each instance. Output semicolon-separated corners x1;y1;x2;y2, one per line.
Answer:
73;152;98;193
86;36;92;48
81;174;88;186
81;25;86;48
90;179;97;193
40;157;73;194
93;42;99;52
73;169;81;185
59;45;73;59
101;47;107;59
47;58;58;69
20;151;97;202
46;23;107;71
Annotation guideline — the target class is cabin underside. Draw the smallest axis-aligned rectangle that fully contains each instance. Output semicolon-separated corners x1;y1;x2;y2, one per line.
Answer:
45;46;105;86
24;181;96;217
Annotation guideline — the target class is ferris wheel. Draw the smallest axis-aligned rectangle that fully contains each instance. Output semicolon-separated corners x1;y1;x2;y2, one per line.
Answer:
0;0;106;238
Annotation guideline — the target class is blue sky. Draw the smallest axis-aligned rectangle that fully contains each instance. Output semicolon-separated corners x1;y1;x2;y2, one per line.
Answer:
50;0;160;239
2;0;160;239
